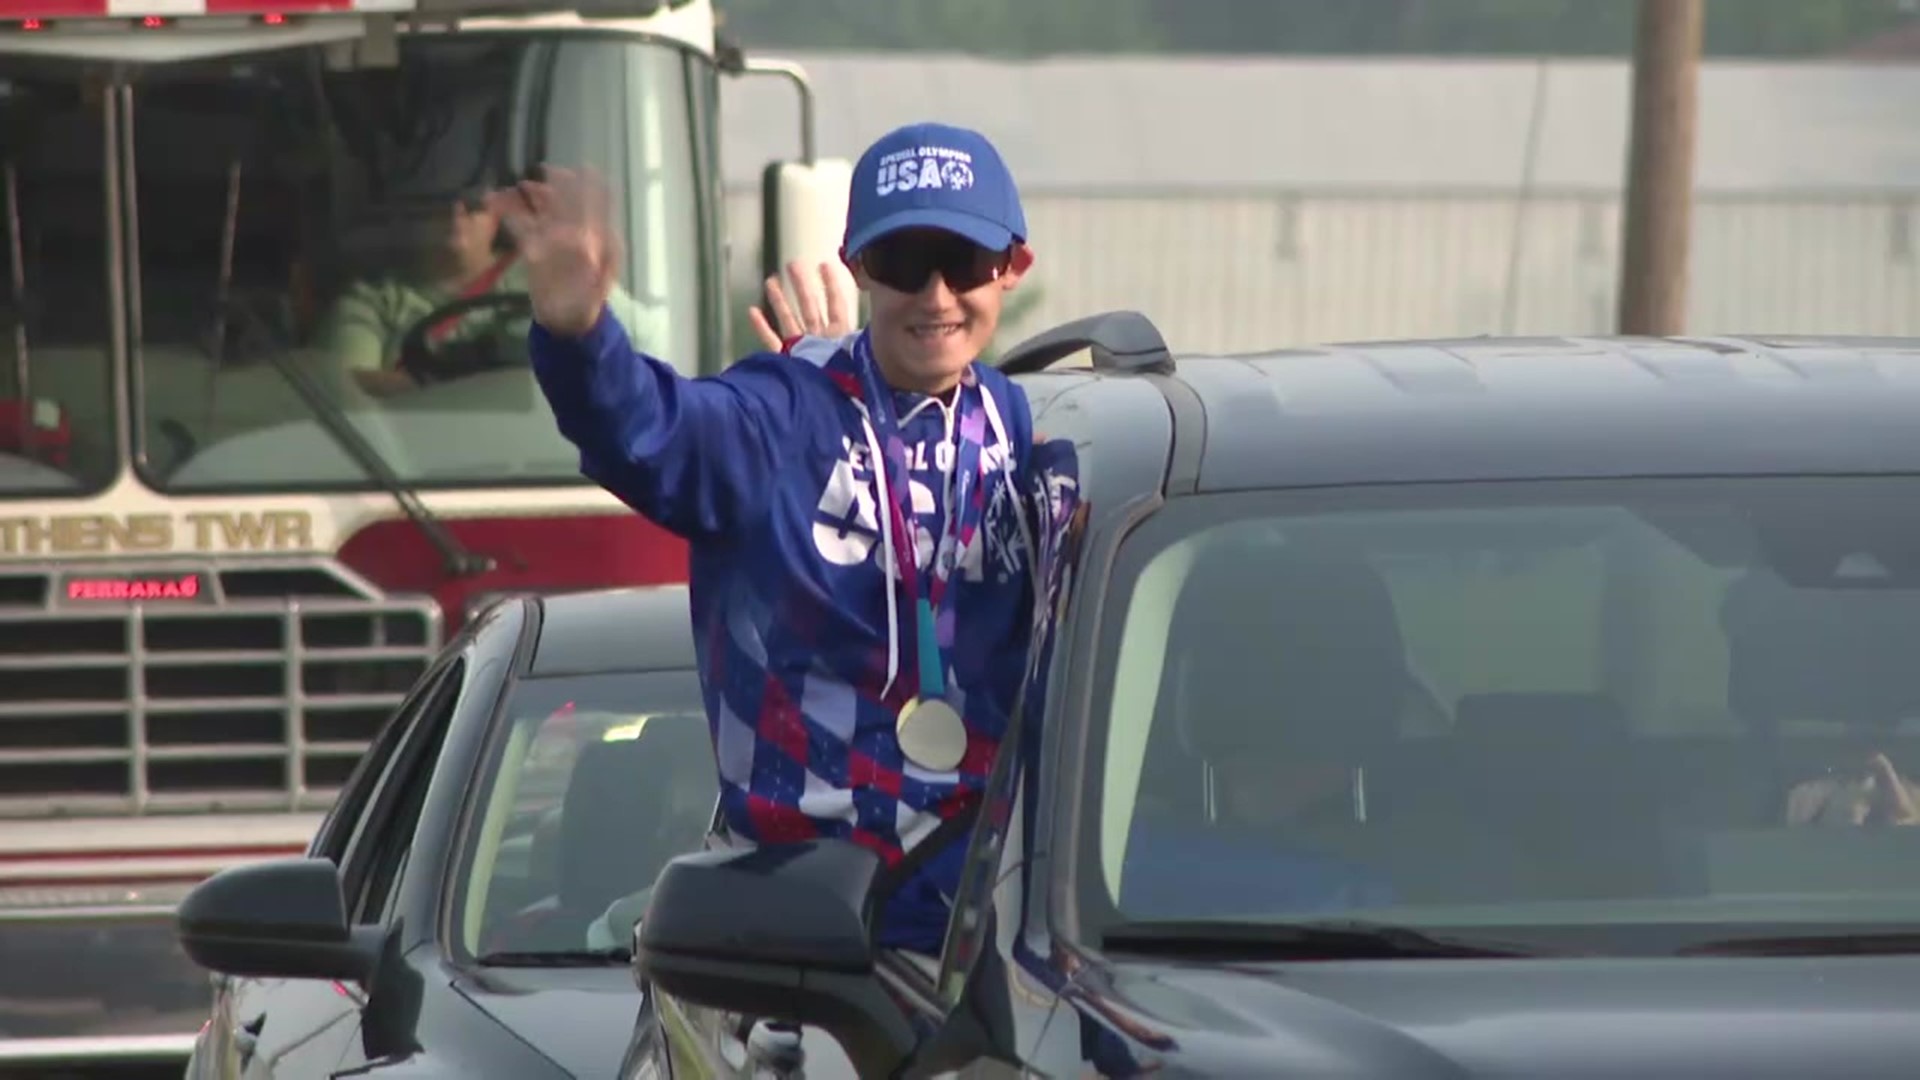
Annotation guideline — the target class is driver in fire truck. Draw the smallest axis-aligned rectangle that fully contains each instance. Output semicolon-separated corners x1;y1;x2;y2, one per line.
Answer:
316;184;669;398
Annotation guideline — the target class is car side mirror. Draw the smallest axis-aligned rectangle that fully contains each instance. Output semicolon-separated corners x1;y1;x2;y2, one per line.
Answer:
634;839;918;1078
176;857;382;983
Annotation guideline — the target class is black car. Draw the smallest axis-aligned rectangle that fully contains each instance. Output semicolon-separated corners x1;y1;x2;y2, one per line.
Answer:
629;314;1920;1078
177;585;719;1079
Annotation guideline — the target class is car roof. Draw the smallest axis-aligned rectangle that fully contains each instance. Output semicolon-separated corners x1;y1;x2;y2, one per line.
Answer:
1008;325;1920;492
527;585;698;677
1175;334;1920;491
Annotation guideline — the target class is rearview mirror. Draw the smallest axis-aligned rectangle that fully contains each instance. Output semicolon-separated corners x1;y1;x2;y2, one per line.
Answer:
176;857;382;982
634;839;916;1078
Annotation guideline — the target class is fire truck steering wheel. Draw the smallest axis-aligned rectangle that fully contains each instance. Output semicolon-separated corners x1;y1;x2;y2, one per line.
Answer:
396;291;536;387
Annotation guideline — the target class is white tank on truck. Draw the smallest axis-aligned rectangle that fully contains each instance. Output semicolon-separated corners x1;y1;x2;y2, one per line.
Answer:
0;0;853;1070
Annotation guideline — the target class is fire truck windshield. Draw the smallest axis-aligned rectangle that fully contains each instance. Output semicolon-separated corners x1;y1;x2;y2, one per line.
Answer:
96;30;709;494
0;62;116;496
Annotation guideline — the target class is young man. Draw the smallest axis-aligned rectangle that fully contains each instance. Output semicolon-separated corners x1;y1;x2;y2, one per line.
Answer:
500;122;1041;954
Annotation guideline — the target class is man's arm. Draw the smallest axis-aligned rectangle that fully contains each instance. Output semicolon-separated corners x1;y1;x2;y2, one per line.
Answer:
531;304;812;540
500;166;821;538
315;280;426;398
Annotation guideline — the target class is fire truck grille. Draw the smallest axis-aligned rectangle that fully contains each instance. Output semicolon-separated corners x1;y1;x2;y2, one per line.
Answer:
0;562;441;816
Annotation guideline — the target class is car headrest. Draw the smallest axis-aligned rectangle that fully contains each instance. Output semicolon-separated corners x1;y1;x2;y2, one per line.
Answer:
1455;693;1628;751
1722;570;1920;730
1172;543;1410;764
558;716;716;915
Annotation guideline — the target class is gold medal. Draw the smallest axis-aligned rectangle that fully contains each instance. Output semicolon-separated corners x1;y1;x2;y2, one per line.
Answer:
896;697;968;773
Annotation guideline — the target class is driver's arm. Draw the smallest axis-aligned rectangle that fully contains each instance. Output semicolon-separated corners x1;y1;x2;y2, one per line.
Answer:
316;280;418;397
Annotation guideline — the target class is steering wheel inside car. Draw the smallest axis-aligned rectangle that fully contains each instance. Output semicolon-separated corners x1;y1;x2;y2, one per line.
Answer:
396;291;535;386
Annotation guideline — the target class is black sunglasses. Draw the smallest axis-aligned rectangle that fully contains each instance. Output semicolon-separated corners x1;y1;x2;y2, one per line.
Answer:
858;229;1012;294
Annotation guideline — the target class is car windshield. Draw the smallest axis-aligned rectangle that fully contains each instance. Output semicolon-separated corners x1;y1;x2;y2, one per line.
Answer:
1091;477;1920;953
125;31;707;493
455;668;716;963
0;60;115;495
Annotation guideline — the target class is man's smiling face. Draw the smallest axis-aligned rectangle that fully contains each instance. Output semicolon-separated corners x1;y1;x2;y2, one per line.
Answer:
851;227;1034;395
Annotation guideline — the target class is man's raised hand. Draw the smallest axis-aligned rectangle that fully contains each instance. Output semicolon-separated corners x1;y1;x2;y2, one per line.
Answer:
748;259;859;352
489;166;619;339
1785;752;1920;827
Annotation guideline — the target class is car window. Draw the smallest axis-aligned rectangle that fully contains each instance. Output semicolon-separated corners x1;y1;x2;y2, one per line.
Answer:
350;666;467;925
452;669;715;961
1089;477;1920;952
336;658;467;910
311;655;461;863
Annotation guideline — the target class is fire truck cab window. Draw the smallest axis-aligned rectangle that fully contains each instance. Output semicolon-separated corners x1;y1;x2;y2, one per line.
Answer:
0;67;118;496
128;33;705;493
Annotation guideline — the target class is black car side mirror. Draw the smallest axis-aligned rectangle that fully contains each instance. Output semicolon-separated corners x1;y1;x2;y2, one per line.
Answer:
176;857;383;983
634;839;919;1078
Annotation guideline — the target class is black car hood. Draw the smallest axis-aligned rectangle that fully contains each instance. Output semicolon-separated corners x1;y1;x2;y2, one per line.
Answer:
1102;955;1920;1078
452;967;637;1079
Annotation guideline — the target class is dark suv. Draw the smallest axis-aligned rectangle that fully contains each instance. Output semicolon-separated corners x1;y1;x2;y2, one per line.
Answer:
626;313;1920;1078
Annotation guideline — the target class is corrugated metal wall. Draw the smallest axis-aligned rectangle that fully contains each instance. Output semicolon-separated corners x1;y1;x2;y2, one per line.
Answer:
723;189;1920;352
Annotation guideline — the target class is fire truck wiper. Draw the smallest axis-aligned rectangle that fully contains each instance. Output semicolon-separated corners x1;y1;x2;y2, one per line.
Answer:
260;350;494;577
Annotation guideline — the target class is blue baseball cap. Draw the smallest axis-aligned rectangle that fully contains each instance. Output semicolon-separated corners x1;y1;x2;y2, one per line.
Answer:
842;122;1028;258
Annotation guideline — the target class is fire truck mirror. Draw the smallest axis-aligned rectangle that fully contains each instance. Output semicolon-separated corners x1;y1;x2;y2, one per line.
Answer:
759;158;855;288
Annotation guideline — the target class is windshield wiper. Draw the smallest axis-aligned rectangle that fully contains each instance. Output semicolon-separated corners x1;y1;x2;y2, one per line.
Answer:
476;947;632;967
1678;932;1920;958
258;345;493;577
1102;919;1558;961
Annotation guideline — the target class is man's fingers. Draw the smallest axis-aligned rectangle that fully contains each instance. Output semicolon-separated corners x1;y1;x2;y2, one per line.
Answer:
763;274;804;338
539;164;579;200
526;164;610;234
576;167;615;230
1869;753;1919;823
515;178;555;220
486;188;536;244
746;306;783;353
819;261;854;334
784;259;828;333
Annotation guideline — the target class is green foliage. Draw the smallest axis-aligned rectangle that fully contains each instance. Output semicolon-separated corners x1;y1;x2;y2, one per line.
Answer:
715;0;1915;58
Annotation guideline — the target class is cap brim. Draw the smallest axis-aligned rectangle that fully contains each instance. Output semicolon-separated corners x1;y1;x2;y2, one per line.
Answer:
845;208;1017;257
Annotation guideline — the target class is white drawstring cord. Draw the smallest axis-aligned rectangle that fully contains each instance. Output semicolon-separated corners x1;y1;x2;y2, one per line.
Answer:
854;404;902;699
855;378;1021;703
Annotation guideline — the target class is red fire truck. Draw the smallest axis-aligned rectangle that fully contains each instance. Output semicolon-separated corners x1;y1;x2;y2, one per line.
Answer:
0;0;852;1069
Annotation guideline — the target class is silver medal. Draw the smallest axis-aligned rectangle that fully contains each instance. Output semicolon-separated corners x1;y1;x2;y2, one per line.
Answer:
896;697;968;773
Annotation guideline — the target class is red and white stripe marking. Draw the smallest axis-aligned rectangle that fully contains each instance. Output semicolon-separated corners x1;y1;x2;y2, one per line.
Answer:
1;0;416;17
0;812;323;893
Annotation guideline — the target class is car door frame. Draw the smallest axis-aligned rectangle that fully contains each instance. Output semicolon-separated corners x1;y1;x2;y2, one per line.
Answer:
999;369;1184;1076
935;371;1180;1067
326;598;525;1074
204;650;469;1080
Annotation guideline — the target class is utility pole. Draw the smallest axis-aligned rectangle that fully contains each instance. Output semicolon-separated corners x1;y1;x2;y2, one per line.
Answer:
1616;0;1704;336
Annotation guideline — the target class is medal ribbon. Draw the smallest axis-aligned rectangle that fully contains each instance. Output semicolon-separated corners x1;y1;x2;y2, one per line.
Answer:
832;332;1010;702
